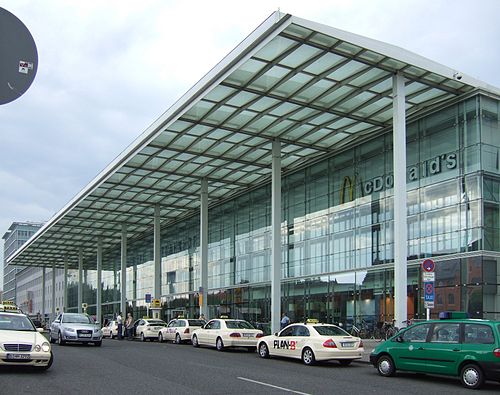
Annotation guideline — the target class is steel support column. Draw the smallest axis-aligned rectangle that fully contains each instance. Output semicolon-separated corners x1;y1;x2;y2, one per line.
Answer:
154;204;161;300
41;267;46;320
97;238;103;324
200;178;208;318
393;72;408;327
63;257;68;312
51;263;56;322
78;249;83;313
271;139;282;333
121;224;127;315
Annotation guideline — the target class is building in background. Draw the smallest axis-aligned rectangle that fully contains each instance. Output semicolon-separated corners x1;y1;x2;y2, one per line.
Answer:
2;222;64;322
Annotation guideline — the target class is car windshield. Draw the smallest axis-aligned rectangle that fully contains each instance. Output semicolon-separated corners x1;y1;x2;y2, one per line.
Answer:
0;313;36;331
225;320;254;329
188;320;205;326
148;320;166;326
62;314;93;324
314;325;350;336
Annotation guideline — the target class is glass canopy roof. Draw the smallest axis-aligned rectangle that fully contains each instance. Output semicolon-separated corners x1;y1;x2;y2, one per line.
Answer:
9;12;499;270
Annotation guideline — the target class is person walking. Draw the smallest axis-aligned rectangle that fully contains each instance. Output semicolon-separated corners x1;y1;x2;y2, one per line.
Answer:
280;312;290;329
116;312;123;340
125;312;134;340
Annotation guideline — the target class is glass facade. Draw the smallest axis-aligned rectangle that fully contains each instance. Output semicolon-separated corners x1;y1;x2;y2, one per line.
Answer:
67;94;500;327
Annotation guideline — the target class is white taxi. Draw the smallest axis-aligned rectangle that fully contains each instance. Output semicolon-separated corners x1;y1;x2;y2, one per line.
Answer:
135;318;167;341
191;318;263;351
102;320;119;339
257;320;363;365
158;318;206;344
0;302;53;370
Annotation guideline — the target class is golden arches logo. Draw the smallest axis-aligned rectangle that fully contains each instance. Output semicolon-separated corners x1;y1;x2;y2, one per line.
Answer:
340;175;355;204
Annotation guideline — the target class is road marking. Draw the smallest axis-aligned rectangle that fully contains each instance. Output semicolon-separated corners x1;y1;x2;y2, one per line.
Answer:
237;377;312;395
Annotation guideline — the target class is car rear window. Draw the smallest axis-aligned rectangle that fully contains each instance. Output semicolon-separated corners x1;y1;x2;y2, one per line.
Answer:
313;325;349;336
225;320;254;329
188;320;205;326
148;320;166;326
464;323;495;344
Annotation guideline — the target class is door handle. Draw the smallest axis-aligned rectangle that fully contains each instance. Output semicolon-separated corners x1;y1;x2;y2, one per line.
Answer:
417;347;425;350
453;348;460;352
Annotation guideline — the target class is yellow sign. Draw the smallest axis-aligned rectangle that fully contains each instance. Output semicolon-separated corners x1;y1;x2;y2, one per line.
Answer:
151;299;161;308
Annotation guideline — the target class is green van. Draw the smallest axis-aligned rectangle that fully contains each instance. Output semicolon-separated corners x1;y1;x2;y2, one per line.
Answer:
370;314;500;389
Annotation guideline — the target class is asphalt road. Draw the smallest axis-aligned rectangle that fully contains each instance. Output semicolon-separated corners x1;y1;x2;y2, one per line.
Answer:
1;338;499;395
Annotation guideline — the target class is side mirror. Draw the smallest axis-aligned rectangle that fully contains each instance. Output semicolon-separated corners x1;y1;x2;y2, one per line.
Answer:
36;327;44;333
396;335;404;343
53;320;60;324
274;332;278;336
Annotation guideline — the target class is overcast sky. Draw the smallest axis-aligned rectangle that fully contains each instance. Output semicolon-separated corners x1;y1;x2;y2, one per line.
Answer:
1;0;500;290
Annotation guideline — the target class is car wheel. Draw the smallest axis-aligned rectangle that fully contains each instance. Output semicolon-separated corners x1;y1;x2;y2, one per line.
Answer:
216;337;224;351
49;331;55;344
94;341;102;347
192;335;199;347
58;332;65;346
377;355;396;377
159;333;164;343
141;332;146;342
460;363;484;389
302;347;316;365
339;359;353;366
258;343;269;359
175;333;182;344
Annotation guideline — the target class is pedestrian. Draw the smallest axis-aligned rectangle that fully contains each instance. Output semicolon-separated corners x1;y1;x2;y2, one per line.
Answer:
280;312;290;329
199;313;206;321
125;312;134;340
116;312;123;340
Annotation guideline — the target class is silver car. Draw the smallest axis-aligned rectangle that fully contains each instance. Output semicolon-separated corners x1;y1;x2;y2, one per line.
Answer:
49;313;103;346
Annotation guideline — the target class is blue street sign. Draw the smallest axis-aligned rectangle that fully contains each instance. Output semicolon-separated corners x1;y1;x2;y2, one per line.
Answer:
424;282;434;302
145;293;152;303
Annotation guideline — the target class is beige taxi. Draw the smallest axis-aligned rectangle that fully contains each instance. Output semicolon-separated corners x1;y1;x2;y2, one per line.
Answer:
257;320;363;365
191;317;263;351
0;302;53;370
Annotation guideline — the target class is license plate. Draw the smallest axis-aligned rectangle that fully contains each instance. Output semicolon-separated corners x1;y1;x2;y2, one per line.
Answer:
341;342;355;347
242;333;254;338
7;353;31;360
79;334;92;338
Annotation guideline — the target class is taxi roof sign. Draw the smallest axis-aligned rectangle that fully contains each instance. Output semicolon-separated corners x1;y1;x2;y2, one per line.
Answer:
0;301;21;313
305;318;319;324
439;311;470;320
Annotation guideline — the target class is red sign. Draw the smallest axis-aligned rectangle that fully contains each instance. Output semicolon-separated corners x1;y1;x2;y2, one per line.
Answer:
422;259;435;272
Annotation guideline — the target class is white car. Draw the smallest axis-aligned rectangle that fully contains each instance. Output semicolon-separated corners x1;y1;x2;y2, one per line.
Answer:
135;318;167;341
191;318;263;351
0;302;53;370
102;320;120;339
158;318;206;344
257;321;364;365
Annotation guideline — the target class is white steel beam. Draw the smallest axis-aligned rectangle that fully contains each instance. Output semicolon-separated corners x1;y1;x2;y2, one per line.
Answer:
78;249;83;313
200;178;208;318
96;238;102;324
393;72;408;328
63;256;68;312
51;263;56;322
154;204;161;299
41;267;46;319
271;139;282;333
121;224;127;315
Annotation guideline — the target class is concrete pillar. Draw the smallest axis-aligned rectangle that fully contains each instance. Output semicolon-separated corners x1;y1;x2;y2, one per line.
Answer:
97;237;102;324
271;139;282;333
200;178;208;317
393;72;408;327
154;204;161;299
78;249;83;313
121;224;127;315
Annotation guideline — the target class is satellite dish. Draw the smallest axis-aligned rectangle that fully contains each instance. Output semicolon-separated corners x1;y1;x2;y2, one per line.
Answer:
0;7;38;105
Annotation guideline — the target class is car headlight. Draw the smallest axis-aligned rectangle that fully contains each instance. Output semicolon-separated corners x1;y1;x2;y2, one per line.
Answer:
65;327;76;332
94;328;100;333
34;344;41;352
41;342;50;352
